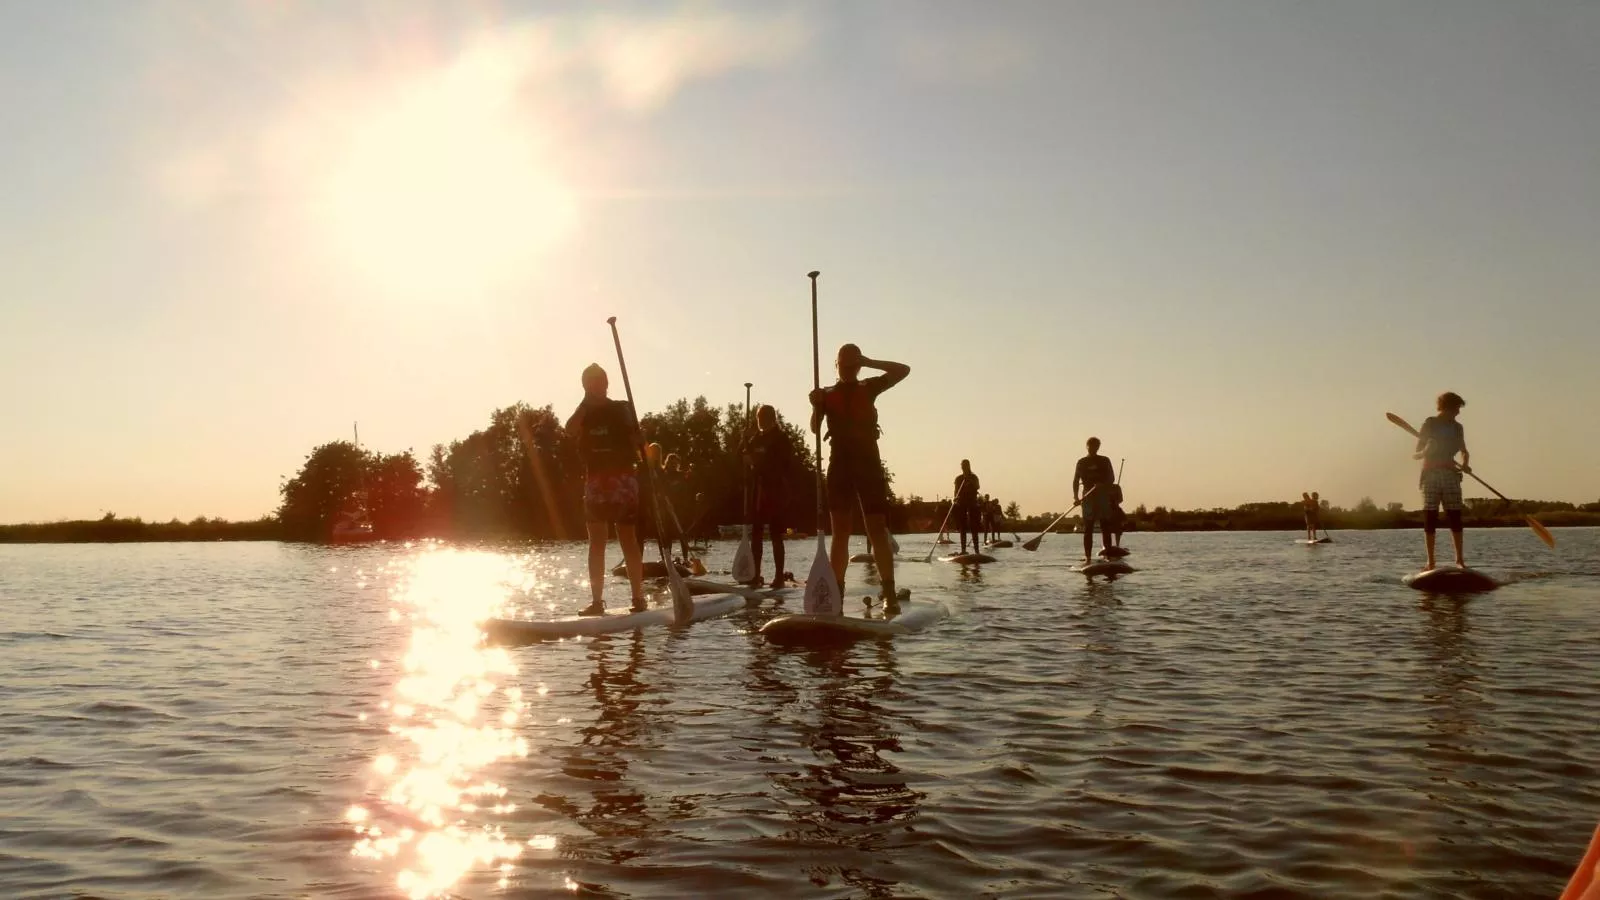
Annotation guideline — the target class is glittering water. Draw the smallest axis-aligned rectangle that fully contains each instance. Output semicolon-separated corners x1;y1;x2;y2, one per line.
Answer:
1;528;1597;898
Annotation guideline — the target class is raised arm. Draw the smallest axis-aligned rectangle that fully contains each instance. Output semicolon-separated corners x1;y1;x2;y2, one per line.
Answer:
862;356;910;390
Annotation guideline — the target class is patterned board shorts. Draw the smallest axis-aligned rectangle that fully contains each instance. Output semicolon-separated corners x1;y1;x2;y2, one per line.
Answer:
585;472;640;525
1420;468;1463;512
1080;487;1112;524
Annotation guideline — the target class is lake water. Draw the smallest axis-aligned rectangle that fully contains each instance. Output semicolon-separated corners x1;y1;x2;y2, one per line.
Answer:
2;527;1597;899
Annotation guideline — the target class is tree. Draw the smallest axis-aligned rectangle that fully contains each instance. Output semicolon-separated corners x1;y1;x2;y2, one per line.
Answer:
1355;496;1378;514
1005;501;1021;520
277;440;371;541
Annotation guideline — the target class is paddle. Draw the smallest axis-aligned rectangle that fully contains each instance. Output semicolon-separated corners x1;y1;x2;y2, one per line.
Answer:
607;316;694;620
732;382;757;583
803;271;842;616
1385;411;1555;549
922;480;965;563
1020;486;1096;551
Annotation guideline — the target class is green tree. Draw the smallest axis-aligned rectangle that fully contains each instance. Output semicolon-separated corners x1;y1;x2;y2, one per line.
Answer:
277;440;371;541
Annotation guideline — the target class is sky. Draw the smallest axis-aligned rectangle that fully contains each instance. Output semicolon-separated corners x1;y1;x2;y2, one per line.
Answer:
2;0;1598;524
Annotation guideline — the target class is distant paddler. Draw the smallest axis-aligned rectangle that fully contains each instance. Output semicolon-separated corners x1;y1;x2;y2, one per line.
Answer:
1301;491;1323;542
1073;437;1117;563
566;363;647;615
742;403;796;587
809;343;910;606
952;460;982;555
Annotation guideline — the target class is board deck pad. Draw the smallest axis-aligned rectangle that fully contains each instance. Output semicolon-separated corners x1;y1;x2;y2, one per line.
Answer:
1402;566;1499;593
941;553;997;564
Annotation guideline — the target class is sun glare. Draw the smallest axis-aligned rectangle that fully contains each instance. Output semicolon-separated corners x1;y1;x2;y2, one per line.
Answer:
318;59;577;297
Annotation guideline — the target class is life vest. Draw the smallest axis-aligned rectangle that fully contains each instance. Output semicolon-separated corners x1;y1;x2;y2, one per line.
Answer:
822;381;880;451
578;400;635;474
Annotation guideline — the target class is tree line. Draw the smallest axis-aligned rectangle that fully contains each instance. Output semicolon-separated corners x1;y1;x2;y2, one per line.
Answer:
5;395;1600;543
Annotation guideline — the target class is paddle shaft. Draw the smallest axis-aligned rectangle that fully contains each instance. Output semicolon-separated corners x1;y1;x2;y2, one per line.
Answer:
1021;486;1096;551
809;272;825;534
924;478;966;562
607;317;691;614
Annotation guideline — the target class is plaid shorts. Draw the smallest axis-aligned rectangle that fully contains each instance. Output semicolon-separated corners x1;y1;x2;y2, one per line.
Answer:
1420;468;1463;512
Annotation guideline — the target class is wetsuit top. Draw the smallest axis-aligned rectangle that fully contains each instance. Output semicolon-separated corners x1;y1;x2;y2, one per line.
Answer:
744;428;794;489
575;399;637;476
1418;416;1466;469
820;375;890;461
1073;455;1115;494
954;474;980;506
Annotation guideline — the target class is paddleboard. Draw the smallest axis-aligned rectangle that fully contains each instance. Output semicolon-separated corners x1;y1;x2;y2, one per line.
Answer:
1402;566;1498;593
1098;546;1131;558
759;590;946;645
1076;560;1134;577
848;553;873;562
683;577;803;604
987;540;1014;548
610;560;692;578
484;593;744;643
941;553;997;564
1296;538;1333;545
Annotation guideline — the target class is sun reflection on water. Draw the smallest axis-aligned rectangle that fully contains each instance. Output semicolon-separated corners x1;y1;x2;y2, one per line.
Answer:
350;548;560;898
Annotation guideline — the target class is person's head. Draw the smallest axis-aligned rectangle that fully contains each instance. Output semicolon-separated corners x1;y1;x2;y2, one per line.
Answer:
1437;391;1466;417
960;458;972;474
645;442;663;466
755;403;778;431
1303;492;1311;501
836;343;863;382
1312;491;1320;501
581;363;608;396
1086;437;1102;454
666;452;685;471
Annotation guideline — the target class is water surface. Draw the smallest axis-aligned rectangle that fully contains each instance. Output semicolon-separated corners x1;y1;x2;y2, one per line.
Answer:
2;528;1597;898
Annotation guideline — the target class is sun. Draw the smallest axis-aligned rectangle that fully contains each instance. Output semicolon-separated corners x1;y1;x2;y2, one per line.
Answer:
316;61;578;298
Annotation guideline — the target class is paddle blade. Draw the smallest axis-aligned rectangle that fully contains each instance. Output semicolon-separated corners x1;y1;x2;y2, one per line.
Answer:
732;528;756;583
891;535;901;554
1527;515;1557;549
1020;533;1044;551
1385;412;1421;438
666;564;692;622
803;538;841;615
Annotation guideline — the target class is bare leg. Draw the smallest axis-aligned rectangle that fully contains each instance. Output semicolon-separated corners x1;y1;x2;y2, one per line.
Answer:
585;521;609;609
616;523;645;605
1101;521;1114;553
1082;522;1094;561
828;507;853;590
771;526;786;585
750;520;766;582
865;512;896;598
1423;510;1438;570
1450;530;1465;568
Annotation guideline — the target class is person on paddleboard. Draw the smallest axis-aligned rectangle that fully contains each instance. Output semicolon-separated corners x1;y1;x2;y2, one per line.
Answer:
1302;492;1323;541
743;403;796;587
567;364;649;615
1108;482;1126;547
1073;437;1117;561
953;461;982;554
980;494;997;543
809;343;910;605
659;451;695;562
1415;392;1471;570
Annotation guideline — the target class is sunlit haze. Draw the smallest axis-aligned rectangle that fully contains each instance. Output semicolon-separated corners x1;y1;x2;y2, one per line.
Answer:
3;0;1597;523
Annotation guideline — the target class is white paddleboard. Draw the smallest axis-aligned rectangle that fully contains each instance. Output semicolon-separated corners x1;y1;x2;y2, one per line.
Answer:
848;553;873;562
484;593;743;642
1296;538;1333;545
683;577;803;604
1075;560;1134;577
1402;566;1498;593
760;591;946;645
986;540;1014;548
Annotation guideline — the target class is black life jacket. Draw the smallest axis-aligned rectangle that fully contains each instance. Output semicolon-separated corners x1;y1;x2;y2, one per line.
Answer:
579;400;635;474
822;381;880;453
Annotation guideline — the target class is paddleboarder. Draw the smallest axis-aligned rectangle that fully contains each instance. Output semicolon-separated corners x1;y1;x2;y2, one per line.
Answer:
1073;437;1117;561
809;343;910;605
1415;391;1471;570
1108;482;1126;547
566;363;648;615
743;404;795;587
953;461;982;554
1302;491;1323;541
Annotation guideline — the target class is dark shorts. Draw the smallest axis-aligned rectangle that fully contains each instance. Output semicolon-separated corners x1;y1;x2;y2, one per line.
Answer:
826;455;889;516
584;472;639;525
753;482;788;525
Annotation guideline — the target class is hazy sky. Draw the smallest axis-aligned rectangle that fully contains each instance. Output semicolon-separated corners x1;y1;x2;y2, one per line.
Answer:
3;0;1597;523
